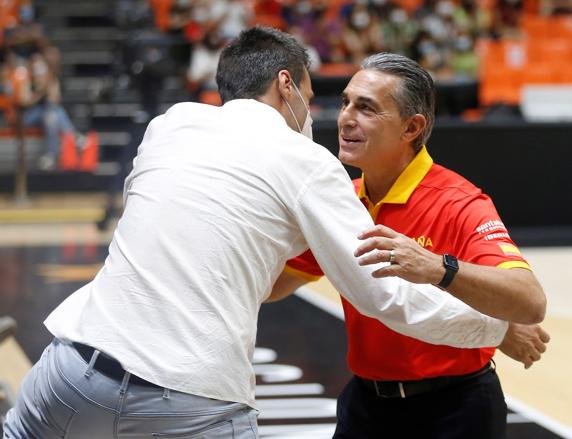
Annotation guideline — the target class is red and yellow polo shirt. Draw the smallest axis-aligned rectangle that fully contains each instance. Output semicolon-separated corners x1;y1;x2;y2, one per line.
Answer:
286;146;530;380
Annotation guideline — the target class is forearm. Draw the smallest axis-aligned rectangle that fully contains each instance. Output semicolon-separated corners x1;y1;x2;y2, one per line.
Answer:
264;270;309;303
334;275;508;348
446;264;546;324
354;225;547;324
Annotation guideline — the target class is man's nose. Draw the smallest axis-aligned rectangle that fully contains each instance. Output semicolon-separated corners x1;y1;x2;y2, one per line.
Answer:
338;107;357;128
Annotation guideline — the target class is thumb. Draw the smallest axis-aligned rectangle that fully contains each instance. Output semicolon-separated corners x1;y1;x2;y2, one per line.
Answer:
371;265;400;278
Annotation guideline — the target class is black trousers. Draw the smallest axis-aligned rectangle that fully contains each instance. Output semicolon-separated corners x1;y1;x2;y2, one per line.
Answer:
333;369;507;439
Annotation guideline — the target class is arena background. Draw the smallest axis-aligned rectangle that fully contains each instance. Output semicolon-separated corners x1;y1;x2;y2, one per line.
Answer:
1;0;571;437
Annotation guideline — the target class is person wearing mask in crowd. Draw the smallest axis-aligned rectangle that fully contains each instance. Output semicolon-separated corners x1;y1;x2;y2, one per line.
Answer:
3;28;535;438
271;52;549;439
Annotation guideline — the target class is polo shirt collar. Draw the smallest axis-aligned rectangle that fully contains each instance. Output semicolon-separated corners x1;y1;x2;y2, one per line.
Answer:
358;146;433;208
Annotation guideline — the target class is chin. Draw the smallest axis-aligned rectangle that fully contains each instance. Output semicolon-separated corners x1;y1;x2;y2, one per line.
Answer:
337;149;356;165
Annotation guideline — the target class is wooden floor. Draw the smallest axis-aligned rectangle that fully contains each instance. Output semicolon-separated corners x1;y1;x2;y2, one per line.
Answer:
0;192;571;438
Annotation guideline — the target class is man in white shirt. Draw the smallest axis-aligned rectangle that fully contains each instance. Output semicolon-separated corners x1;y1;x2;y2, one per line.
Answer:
4;27;514;439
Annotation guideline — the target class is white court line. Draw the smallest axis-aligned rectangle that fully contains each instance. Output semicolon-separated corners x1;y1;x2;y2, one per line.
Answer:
505;395;572;439
295;287;572;439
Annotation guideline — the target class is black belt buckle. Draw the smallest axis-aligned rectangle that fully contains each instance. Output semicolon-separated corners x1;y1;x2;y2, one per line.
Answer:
373;380;407;398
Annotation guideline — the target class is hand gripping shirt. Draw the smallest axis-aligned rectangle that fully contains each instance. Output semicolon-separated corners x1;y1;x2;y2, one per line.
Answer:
45;102;508;407
287;146;528;380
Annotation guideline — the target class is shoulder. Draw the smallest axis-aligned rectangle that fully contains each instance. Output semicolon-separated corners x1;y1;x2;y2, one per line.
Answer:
419;163;483;200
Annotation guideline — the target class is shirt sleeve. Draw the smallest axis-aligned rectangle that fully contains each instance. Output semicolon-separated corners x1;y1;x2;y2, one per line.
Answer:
285;249;324;281
292;160;508;348
451;194;530;270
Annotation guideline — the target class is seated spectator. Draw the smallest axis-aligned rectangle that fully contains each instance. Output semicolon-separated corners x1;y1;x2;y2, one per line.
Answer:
379;6;419;57
340;0;385;64
449;31;479;79
187;28;226;97
3;5;95;170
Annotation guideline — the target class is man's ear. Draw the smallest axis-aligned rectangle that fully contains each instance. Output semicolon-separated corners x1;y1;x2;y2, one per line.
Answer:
277;69;294;99
401;114;427;143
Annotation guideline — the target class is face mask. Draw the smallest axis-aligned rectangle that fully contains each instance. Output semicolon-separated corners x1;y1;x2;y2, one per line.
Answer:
283;81;313;140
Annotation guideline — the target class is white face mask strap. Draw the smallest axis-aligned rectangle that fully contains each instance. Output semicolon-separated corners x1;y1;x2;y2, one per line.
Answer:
283;94;303;133
292;81;310;115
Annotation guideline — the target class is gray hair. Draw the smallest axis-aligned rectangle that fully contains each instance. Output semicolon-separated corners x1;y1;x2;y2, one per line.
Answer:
361;53;435;151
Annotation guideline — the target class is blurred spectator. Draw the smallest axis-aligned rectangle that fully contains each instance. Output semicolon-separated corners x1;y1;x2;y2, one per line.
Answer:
187;28;226;96
449;30;479;79
289;25;322;72
410;29;448;77
452;0;492;37
379;7;418;56
299;4;346;63
490;0;524;38
2;3;90;170
218;0;252;39
544;0;572;14
341;0;385;64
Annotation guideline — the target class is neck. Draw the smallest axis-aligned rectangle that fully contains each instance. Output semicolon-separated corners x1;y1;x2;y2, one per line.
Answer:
362;147;416;205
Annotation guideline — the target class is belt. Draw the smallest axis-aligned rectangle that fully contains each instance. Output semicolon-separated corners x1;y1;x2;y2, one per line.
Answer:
359;361;494;399
73;342;161;388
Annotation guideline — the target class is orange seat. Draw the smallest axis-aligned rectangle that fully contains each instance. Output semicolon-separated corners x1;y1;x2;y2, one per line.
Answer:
521;64;559;85
554;65;572;84
479;68;524;106
528;38;572;64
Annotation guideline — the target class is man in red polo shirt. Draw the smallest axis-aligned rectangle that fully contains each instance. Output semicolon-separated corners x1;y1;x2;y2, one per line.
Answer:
268;53;549;438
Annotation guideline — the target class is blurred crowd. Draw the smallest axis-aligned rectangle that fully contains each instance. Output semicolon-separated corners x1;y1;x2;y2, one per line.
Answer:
0;0;571;174
142;0;571;94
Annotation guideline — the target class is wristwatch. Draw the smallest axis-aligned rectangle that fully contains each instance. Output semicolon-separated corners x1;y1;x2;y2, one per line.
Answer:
438;254;459;289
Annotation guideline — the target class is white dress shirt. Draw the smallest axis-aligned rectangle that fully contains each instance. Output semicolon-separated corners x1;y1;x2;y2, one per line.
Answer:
45;100;507;408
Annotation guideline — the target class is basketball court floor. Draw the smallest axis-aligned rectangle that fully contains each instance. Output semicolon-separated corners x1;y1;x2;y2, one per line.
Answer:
0;194;571;438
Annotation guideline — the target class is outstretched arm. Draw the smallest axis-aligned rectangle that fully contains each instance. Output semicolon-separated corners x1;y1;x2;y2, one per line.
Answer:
354;224;546;324
294;161;508;349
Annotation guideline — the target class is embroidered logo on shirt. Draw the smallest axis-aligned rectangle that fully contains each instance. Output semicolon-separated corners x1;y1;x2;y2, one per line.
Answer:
412;236;433;248
476;220;510;241
476;219;506;235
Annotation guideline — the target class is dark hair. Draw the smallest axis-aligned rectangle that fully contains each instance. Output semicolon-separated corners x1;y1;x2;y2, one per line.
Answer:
361;53;435;151
216;26;310;104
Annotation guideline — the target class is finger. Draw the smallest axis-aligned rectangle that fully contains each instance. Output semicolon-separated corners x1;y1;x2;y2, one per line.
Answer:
524;360;532;369
371;265;400;278
357;250;392;266
354;237;393;257
538;328;551;343
529;351;541;362
358;224;399;240
534;340;547;354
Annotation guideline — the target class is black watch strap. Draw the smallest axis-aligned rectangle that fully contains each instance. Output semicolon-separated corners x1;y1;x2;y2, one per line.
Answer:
438;254;459;289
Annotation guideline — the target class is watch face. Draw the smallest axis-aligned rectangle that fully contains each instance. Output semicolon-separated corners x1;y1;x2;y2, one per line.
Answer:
444;254;459;270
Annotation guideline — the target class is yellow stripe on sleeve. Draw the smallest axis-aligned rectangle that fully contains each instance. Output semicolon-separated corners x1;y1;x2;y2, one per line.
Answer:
283;264;322;282
497;261;531;270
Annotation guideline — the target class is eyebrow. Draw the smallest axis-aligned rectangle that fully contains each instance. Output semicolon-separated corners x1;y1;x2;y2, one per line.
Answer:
341;92;378;108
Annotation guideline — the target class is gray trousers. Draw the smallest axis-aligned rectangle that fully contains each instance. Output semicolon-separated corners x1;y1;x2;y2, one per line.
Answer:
3;338;258;438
